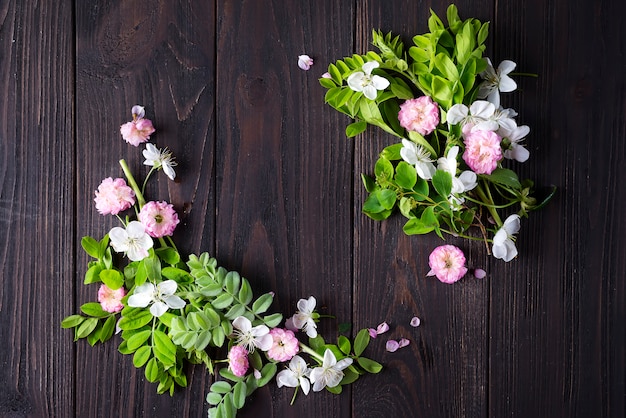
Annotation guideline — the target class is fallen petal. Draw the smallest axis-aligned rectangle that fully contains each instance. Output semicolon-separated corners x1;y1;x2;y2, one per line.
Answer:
385;340;399;352
410;317;421;327
474;268;487;279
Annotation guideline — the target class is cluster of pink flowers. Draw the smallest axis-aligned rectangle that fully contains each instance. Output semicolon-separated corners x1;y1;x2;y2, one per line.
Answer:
138;201;180;238
462;128;503;174
120;105;155;147
97;284;126;313
398;96;440;136
94;177;135;215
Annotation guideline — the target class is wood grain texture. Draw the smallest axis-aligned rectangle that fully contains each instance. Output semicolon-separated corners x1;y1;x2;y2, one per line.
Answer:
75;1;215;417
0;1;75;417
214;1;354;416
0;0;625;417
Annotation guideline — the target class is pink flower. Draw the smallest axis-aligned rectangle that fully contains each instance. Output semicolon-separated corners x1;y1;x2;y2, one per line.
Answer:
298;54;314;70
138;201;180;238
368;322;390;339
228;345;249;377
385;338;410;352
266;328;300;362
427;245;468;284
94;177;136;215
120;117;155;147
462;129;503;174
97;284;126;313
398;96;440;136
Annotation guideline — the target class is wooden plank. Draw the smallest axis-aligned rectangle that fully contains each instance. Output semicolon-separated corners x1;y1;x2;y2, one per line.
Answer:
489;1;626;417
0;1;75;417
75;1;216;416
214;0;354;416
351;1;493;417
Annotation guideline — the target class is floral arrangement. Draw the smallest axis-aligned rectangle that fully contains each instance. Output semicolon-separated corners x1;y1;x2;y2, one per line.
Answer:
61;106;383;417
320;5;554;279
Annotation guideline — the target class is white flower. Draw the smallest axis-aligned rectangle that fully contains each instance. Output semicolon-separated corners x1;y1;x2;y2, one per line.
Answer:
492;214;521;262
447;100;498;132
477;58;517;107
400;139;436;180
309;349;353;392
297;54;313;71
499;122;530;163
290;296;318;338
109;221;153;261
127;280;187;317
232;316;273;353
276;355;312;395
437;146;477;194
143;143;177;181
347;61;390;100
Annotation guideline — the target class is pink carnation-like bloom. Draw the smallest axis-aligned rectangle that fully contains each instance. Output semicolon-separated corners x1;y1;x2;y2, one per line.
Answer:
97;284;126;313
228;345;249;377
266;328;300;362
462;129;503;174
398;96;440;136
94;177;136;215
427;245;468;284
120;118;155;147
138;201;180;238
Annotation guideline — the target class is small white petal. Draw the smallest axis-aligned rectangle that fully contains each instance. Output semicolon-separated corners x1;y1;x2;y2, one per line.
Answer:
233;316;252;332
127;292;153;308
362;85;378;100
299;376;311;395
150;301;169;317
126;221;147;238
497;60;517;75
158;280;178;296
362;61;379;74
370;75;390;90
498;75;517;93
163;294;186;310
446;104;468;124
503;214;521;235
347;72;365;92
276;371;299;388
469;100;495;119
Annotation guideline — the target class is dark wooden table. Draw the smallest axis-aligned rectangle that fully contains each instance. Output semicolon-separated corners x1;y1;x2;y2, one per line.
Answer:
1;1;624;417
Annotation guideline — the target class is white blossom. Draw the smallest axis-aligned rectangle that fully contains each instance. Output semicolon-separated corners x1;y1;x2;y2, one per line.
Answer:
477;58;517;107
109;221;153;261
309;349;353;392
276;355;312;395
127;280;186;317
290;296;318;338
492;214;521;262
232;316;273;353
143;143;177;181
400;139;436;180
347;61;390;100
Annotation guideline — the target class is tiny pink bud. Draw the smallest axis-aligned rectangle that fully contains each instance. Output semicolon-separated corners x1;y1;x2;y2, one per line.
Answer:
474;268;487;279
410;317;421;327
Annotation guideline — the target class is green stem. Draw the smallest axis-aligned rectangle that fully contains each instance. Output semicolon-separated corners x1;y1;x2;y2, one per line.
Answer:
142;167;157;197
119;159;146;208
475;181;502;227
298;342;324;362
440;229;492;243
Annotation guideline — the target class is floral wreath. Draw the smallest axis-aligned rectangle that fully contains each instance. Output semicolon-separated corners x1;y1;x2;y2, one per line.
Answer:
63;5;553;418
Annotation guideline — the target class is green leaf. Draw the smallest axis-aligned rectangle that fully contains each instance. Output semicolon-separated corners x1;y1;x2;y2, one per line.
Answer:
84;263;104;285
133;345;152;368
256;363;277;387
79;302;108;318
395;161;417;189
403;216;435;235
482;168;522;190
76;318;98;339
195;330;212;351
380;143;403;162
61;315;84;329
319;77;336;89
338;335;351;355
118;308;153;330
162;267;192;283
232;381;247;409
81;236;101;259
153;330;177;367
212;293;234;310
353;328;371;357
100;315;117;342
155;247;181;265
263;313;283;328
431;76;454;107
363;189;396;214
99;268;124;290
432;169;453;198
225;271;241;295
221;394;235;418
238;279;253;305
252;293;274;314
224;304;246;320
357;357;383;373
126;329;152;351
434;53;459;80
210;381;232;394
145;357;160;382
206;392;223;406
361;174;376;193
144;254;162;282
477;21;490;45
346;121;367;138
375;155;395;180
